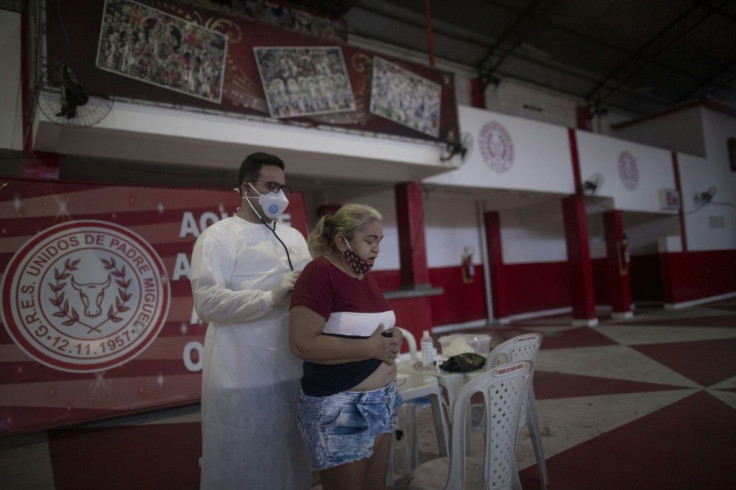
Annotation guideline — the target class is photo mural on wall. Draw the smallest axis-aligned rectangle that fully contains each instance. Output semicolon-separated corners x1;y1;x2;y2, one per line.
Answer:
253;46;356;118
369;56;441;138
96;0;228;103
44;0;459;144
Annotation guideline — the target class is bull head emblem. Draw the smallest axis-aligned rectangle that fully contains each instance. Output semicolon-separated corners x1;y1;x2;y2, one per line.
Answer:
71;275;112;318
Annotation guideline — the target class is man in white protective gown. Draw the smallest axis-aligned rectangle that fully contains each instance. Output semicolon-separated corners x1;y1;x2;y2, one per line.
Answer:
190;152;312;489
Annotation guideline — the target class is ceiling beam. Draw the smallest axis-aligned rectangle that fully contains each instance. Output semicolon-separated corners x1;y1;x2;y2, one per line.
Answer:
476;0;563;90
352;0;733;89
678;60;736;103
348;4;674;114
585;0;729;105
348;0;736;114
475;0;736;96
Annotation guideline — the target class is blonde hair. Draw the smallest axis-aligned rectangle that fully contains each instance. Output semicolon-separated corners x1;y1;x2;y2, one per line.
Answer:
308;203;383;257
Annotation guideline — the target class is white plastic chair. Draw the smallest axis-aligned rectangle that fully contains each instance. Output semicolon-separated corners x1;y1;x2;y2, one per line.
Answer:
388;328;450;484
406;361;533;490
469;332;547;489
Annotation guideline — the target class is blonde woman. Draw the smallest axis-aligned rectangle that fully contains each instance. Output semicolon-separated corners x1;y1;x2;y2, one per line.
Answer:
289;204;403;490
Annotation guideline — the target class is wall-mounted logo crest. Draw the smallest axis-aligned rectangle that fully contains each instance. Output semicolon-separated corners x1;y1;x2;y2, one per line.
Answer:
1;221;170;373
479;121;514;173
618;151;639;191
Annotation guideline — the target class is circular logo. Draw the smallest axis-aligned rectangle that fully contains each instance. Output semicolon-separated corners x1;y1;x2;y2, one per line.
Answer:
478;121;514;173
268;203;279;215
618;151;639;191
1;220;170;372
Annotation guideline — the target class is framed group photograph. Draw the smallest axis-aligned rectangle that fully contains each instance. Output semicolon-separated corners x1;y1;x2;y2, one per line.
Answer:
254;46;357;118
369;56;441;138
96;0;228;103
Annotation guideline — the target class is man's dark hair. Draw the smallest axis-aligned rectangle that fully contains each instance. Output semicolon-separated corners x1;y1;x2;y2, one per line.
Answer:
238;152;286;187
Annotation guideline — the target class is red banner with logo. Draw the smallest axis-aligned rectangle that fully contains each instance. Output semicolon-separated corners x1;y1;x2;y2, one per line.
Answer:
44;0;459;144
0;178;308;435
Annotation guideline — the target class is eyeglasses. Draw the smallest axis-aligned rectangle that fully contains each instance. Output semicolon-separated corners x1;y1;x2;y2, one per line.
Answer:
255;180;291;197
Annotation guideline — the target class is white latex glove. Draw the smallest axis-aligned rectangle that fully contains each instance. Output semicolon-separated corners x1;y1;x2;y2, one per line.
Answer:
270;270;300;305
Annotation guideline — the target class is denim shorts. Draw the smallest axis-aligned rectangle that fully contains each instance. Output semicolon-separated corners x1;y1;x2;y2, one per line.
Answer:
297;382;402;471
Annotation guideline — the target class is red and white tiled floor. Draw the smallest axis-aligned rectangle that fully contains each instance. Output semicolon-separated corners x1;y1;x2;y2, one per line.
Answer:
1;299;735;489
394;299;736;489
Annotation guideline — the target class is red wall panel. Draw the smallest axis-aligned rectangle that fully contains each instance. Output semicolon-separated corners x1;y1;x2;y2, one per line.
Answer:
372;270;401;291
592;258;609;303
595;251;735;305
660;250;736;303
374;266;488;329
630;254;664;302
428;265;487;326
376;250;735;332
505;262;571;315
387;296;434;344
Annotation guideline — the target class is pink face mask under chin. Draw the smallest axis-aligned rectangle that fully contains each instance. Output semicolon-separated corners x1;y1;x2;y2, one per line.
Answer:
343;239;373;274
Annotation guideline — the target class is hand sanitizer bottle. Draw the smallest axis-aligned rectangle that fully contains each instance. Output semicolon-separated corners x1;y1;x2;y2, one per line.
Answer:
421;330;434;368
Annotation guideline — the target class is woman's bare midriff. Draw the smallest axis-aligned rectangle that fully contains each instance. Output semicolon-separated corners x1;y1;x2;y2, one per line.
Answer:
348;362;397;391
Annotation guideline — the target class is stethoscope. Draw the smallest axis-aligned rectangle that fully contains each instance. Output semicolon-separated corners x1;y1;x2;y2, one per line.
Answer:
240;186;294;271
261;218;294;271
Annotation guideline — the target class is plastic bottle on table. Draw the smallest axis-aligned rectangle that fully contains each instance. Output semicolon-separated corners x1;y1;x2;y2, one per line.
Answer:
421;330;434;368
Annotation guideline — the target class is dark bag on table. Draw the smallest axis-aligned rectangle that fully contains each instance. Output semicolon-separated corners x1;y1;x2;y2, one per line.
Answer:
440;352;486;373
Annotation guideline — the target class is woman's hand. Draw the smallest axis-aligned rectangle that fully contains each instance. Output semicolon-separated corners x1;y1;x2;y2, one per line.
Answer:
389;326;403;350
367;324;401;365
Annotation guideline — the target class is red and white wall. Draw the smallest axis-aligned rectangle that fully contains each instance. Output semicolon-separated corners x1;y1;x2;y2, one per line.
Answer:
412;104;736;325
2;5;736;438
613;104;736;305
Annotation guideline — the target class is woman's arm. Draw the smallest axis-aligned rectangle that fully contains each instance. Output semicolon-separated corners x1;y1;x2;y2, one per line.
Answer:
289;305;400;364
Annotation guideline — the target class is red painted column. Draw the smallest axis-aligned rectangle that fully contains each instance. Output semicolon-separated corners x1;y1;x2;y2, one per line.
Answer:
658;253;676;305
576;106;592;131
20;8;61;180
484;211;509;321
470;77;486;109
393;182;434;341
395;182;430;288
562;195;597;325
658;151;687;306
671;152;687;252
569;129;583;194
316;204;341;217
603;210;632;318
21;5;32;154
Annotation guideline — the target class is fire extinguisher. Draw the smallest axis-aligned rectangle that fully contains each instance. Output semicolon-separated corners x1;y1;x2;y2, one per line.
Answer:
618;234;630;275
462;246;475;283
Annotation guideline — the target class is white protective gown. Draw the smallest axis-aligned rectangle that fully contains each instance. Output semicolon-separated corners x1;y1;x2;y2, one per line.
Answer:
190;216;312;490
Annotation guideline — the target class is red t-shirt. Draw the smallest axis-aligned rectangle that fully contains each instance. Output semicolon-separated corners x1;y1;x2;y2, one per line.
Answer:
290;256;395;396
